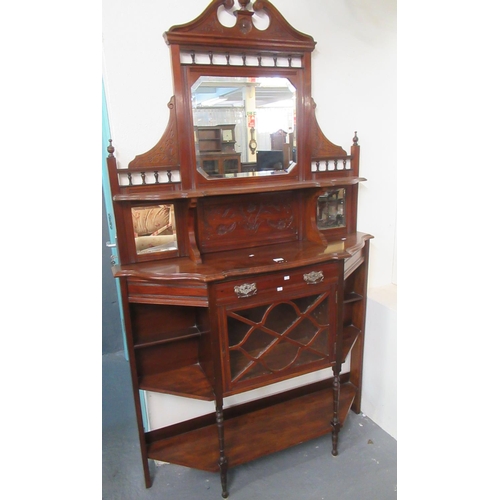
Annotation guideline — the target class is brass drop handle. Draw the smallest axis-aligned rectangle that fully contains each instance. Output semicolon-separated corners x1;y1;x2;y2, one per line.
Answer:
234;283;257;298
303;270;324;284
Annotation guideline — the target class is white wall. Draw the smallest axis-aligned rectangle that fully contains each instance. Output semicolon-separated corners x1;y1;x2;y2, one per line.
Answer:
364;284;397;438
103;0;397;436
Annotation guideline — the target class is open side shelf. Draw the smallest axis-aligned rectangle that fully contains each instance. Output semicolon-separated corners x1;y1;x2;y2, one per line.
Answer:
343;291;363;304
146;378;356;472
134;326;202;349
342;324;361;362
138;363;214;400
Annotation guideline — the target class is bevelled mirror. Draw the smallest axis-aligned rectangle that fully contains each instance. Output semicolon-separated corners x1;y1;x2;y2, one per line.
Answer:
191;75;297;178
131;204;178;256
317;189;346;230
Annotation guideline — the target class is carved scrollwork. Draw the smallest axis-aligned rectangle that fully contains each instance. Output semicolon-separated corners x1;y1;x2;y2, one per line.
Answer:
234;282;257;298
128;96;179;169
309;98;348;159
303;270;324;285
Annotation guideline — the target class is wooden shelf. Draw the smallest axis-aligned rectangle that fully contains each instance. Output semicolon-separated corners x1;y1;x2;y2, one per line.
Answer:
134;326;202;349
343;291;363;304
112;177;368;201
342;324;361;362
139;364;214;401
146;379;357;472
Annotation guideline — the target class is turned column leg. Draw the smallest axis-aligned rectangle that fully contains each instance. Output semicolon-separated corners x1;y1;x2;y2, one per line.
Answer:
331;372;341;456
216;403;229;498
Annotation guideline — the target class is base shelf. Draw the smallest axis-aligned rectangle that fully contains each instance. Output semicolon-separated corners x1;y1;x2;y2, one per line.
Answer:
146;379;357;472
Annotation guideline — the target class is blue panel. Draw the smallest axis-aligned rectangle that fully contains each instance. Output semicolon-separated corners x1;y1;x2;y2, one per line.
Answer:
102;82;129;359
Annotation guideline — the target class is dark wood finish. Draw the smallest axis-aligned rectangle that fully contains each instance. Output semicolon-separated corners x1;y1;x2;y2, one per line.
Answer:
146;379;357;472
129;97;180;171
346;241;370;413
197;191;300;253
105;1;373;497
139;364;214;400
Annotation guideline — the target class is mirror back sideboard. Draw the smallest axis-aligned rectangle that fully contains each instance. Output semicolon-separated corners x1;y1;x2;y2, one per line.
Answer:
106;1;373;497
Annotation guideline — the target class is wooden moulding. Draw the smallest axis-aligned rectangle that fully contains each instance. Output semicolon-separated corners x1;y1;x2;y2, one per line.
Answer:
145;378;357;472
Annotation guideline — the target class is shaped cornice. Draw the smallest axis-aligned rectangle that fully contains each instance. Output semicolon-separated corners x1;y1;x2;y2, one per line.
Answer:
164;0;316;53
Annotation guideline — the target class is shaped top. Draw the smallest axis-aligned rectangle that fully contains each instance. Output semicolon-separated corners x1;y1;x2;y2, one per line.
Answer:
164;0;316;53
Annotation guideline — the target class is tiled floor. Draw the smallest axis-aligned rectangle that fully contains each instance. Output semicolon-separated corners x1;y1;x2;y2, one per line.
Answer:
103;351;397;500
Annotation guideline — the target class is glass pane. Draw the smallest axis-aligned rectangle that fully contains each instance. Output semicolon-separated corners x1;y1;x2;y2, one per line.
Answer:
131;204;178;255
192;76;297;178
317;188;346;230
227;294;330;385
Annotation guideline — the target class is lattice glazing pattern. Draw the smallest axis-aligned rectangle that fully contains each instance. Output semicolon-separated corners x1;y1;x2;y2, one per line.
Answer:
226;293;330;384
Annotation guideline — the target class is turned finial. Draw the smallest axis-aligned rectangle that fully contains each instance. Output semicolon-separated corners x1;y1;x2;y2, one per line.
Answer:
238;0;251;9
353;131;358;145
107;139;115;157
234;0;255;34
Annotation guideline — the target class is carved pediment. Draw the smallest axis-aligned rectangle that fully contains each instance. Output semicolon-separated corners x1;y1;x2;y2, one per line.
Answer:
165;0;316;53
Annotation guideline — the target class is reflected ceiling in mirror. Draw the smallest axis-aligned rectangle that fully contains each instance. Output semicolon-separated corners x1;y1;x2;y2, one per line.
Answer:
192;76;297;178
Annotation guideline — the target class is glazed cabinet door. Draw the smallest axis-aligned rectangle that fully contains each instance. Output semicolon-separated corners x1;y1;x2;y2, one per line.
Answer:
214;263;340;395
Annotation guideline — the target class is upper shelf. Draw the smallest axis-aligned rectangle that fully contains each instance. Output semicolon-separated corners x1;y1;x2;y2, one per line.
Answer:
110;175;367;202
113;232;373;282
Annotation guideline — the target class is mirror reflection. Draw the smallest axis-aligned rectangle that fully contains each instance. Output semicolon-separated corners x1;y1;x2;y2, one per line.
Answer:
131;204;177;255
317;189;346;230
191;76;296;178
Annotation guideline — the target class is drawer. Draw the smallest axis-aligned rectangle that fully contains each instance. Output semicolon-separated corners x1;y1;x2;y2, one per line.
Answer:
127;279;209;306
214;262;339;304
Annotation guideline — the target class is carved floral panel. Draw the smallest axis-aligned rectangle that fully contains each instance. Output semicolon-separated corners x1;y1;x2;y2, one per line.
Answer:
198;192;299;252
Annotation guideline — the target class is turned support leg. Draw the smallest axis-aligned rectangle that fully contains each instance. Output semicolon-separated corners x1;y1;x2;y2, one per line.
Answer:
216;404;229;498
331;373;341;456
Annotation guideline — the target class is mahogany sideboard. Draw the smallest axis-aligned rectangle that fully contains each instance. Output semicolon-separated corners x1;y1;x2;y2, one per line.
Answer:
106;1;373;497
